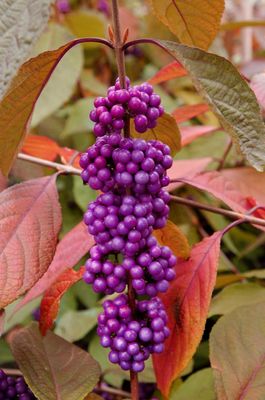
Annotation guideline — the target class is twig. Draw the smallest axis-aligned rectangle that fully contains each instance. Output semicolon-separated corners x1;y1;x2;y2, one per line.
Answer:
170;195;265;228
17;153;81;175
217;138;233;170
3;369;23;376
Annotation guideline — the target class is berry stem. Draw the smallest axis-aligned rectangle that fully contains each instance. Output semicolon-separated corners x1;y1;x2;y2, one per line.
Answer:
111;1;138;398
111;0;130;138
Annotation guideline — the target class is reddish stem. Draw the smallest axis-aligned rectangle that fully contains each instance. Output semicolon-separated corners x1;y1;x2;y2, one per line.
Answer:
110;1;139;399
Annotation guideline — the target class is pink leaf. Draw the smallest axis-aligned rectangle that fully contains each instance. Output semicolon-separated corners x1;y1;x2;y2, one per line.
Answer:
221;167;265;206
153;231;223;397
167;158;212;192
180;125;217;146
250;72;265;110
174;170;248;212
15;222;94;312
0;175;61;309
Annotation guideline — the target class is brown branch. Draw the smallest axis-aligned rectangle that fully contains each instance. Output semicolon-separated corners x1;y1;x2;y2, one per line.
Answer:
17;153;81;175
170;195;265;228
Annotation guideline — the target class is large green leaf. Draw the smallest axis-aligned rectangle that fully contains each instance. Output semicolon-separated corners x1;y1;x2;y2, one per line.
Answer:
210;302;265;399
10;323;101;400
209;282;265;317
31;23;84;127
170;368;216;400
158;40;265;171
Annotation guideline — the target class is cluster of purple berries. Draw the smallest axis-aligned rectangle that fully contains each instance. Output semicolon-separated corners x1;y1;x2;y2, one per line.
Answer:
89;77;163;136
80;77;176;373
0;370;35;400
97;295;169;372
79;133;172;194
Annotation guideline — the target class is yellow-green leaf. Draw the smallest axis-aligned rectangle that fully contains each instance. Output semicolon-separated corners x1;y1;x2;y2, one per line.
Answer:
153;220;190;259
64;10;107;49
131;113;181;156
151;0;224;50
169;368;215;400
158;40;265;171
209;282;265;317
210;302;265;399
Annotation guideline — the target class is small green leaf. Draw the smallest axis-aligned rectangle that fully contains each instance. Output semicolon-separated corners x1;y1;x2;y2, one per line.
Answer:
55;308;100;342
169;368;216;400
0;338;13;365
159;40;265;171
209;282;265;317
10;323;101;400
73;175;97;212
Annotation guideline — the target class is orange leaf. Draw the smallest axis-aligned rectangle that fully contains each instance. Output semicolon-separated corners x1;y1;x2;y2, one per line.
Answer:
22;135;61;161
172;104;209;123
148;61;187;85
40;267;85;336
153;231;222;397
153;220;190;260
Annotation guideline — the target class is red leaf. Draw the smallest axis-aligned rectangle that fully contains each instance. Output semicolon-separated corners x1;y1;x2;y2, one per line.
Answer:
246;197;265;219
148;61;187;85
39;267;85;336
0;175;61;308
22;135;61;161
15;222;94;312
153;231;223;397
172;104;209;123
180;125;217;146
167;158;212;192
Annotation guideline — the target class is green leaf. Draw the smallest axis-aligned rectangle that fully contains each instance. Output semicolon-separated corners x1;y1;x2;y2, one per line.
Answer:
73;280;99;308
55;308;100;342
169;368;216;400
159;40;265;171
3;298;40;334
62;98;95;137
0;338;14;365
210;301;265;399
73;175;97;212
209;282;265;317
10;323;101;400
31;23;84;127
0;0;53;98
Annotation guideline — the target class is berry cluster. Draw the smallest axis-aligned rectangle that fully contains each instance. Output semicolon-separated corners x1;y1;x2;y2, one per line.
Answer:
0;370;35;400
80;134;172;194
97;295;169;372
89;77;163;136
80;77;176;373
